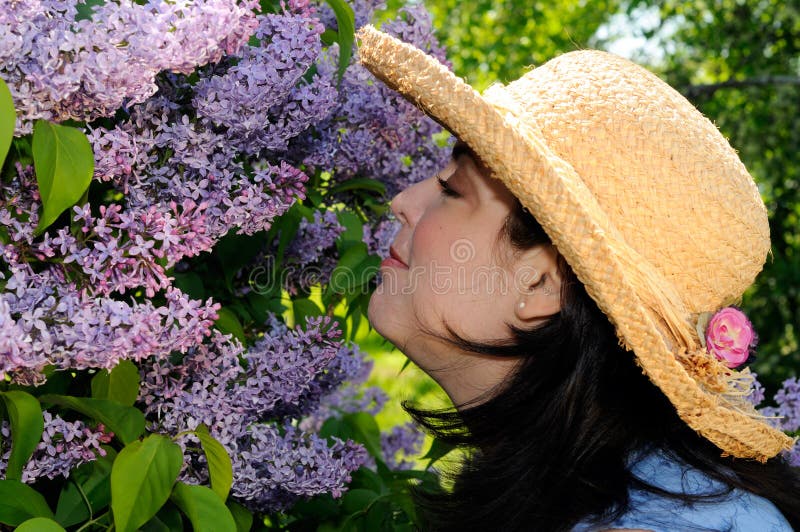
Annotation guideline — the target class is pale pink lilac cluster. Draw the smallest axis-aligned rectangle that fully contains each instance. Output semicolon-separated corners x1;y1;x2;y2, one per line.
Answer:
139;317;375;510
0;411;113;483
0;0;258;134
0;266;219;383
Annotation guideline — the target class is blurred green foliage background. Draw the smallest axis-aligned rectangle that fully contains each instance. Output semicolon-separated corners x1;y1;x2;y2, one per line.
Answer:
369;0;799;401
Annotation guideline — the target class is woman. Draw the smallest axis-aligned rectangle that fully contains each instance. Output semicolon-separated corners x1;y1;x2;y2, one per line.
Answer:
359;26;800;531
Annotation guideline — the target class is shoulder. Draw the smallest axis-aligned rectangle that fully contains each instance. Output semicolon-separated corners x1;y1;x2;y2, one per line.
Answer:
573;449;792;532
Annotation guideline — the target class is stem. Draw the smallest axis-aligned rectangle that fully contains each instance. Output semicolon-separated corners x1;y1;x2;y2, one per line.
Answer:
75;510;109;532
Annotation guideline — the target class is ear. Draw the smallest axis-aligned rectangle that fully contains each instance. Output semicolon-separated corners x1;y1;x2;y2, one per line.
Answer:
512;245;562;322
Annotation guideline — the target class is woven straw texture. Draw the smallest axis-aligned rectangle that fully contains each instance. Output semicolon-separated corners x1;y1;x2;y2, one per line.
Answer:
357;25;795;461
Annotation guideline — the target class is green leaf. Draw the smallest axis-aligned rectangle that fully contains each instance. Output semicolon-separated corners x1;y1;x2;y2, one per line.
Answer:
170;482;236;532
328;177;386;196
226;501;253;532
324;0;355;80
341;489;379;515
0;480;54;526
0;391;44;481
328;242;368;294
0;77;15;168
140;504;183;532
40;394;144;444
55;449;116;527
74;0;106;21
321;413;383;460
111;435;183;532
214;307;246;343
91;359;140;406
292;298;322;327
421;437;455;468
320;28;338;46
14;517;65;532
31;119;94;235
193;425;233;501
336;210;365;246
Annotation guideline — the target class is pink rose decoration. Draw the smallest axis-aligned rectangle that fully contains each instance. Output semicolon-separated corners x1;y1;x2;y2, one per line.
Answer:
705;307;757;369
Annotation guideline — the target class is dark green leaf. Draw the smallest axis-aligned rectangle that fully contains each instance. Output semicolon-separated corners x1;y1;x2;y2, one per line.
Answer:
214;307;247;344
292;298;322;327
0;77;15;168
111;435;183;532
341;489;379;515
328;177;386;196
0;480;54;526
40;395;144;444
90;359;140;406
74;0;106;20
324;0;355;80
140;504;184;532
328;243;368;294
193;425;233;501
55;449;116;527
227;501;253;532
14;517;65;532
321;28;338;46
31;120;94;235
0;391;43;481
173;272;205;300
336;210;365;246
170;482;237;532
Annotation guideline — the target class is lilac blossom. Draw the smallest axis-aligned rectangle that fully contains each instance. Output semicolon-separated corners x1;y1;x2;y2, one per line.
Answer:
0;266;219;383
284;210;345;292
294;4;451;198
381;422;425;470
755;377;800;466
1;0;258;133
139;317;375;511
194;13;338;155
233;423;368;512
0;411;113;483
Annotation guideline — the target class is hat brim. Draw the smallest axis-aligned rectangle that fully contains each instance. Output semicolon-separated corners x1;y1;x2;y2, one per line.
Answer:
357;25;793;461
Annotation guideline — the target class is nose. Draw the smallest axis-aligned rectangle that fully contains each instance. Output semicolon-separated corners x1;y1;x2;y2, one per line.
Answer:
390;177;437;228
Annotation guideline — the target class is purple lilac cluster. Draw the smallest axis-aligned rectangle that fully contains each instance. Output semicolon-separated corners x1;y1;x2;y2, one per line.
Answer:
295;4;451;198
139;317;374;511
284;211;345;293
758;377;800;465
194;13;338;155
380;422;425;470
0;411;113;483
0;0;258;134
89;97;309;245
0;266;219;384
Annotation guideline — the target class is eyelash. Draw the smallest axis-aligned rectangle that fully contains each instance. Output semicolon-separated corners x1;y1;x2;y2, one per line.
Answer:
437;176;460;198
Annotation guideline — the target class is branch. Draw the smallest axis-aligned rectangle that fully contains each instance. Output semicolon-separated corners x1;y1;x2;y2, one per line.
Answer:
683;75;800;99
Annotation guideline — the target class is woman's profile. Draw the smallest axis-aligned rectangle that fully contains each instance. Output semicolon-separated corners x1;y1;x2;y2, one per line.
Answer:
358;25;800;531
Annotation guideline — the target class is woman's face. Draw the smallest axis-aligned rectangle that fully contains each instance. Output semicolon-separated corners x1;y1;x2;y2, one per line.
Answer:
368;143;562;405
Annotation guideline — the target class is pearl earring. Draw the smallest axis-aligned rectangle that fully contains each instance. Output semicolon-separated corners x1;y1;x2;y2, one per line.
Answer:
518;301;526;309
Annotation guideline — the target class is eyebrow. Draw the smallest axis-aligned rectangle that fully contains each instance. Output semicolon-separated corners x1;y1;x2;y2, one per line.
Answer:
452;140;473;161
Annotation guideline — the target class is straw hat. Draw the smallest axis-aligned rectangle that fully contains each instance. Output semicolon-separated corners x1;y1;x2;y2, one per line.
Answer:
357;25;795;461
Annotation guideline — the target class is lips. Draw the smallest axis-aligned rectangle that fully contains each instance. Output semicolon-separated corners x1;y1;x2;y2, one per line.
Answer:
381;245;409;269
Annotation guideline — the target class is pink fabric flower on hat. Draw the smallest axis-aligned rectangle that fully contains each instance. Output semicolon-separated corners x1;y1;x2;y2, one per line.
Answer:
705;307;758;369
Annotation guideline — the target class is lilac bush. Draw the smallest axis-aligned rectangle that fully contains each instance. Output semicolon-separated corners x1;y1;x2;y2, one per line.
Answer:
0;0;443;527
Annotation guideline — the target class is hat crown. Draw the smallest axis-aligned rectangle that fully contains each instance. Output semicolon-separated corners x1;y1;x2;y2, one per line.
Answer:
495;50;769;313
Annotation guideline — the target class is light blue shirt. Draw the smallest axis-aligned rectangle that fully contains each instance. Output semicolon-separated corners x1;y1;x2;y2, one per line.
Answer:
573;449;792;531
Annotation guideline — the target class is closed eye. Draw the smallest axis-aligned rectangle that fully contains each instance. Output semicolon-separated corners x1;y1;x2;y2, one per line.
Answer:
437;176;461;198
